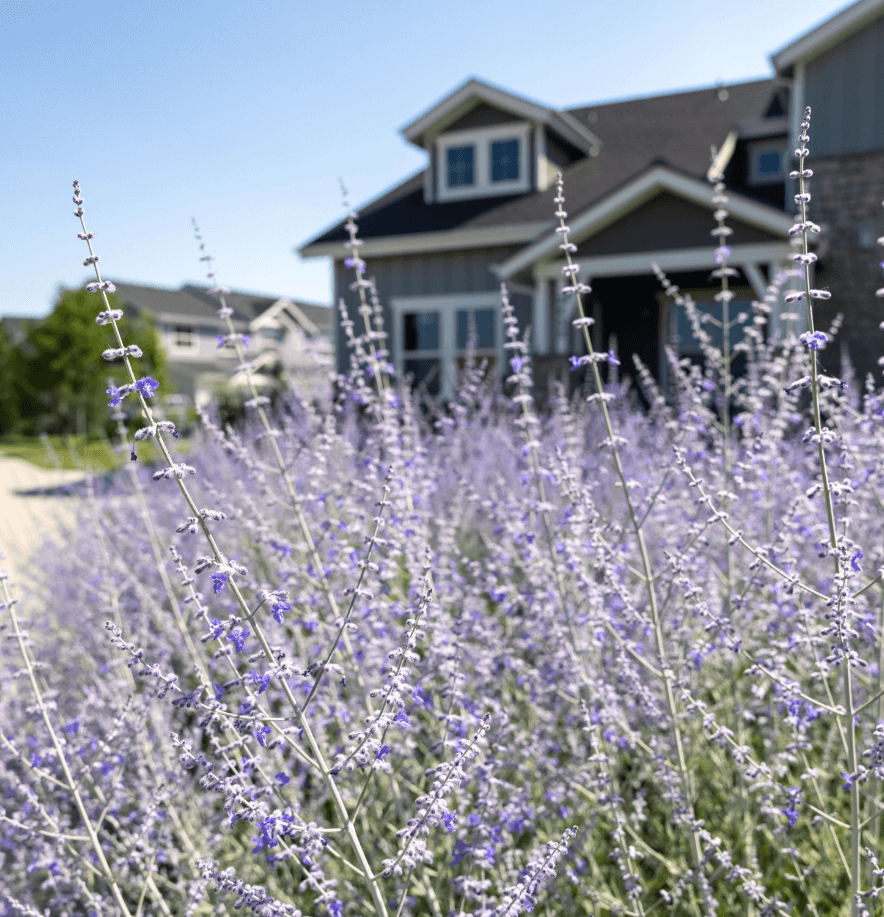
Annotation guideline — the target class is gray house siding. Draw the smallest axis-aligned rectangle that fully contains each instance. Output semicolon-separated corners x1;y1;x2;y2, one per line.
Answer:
446;102;522;132
334;245;531;380
572;192;783;260
805;13;884;157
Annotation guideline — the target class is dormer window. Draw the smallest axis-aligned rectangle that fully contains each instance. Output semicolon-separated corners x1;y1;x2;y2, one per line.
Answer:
447;146;475;187
748;139;786;185
436;123;531;201
491;139;519;182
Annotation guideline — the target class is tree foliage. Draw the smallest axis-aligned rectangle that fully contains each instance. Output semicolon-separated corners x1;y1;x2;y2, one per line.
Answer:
12;287;171;436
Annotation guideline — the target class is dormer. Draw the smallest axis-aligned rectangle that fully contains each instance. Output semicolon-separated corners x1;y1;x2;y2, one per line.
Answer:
400;79;602;204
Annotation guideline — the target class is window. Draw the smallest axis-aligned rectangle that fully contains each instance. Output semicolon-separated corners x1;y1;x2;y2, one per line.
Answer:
491;139;519;183
456;307;497;384
748;140;786;185
174;325;195;349
447;146;475;187
402;311;442;396
670;296;753;376
436;123;531;202
393;296;501;399
260;326;285;342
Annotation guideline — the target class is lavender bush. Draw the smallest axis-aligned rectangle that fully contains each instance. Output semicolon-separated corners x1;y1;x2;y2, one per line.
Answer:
4;107;884;917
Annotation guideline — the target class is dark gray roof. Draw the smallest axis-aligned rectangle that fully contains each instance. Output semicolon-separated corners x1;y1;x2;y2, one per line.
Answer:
301;78;784;250
108;281;331;336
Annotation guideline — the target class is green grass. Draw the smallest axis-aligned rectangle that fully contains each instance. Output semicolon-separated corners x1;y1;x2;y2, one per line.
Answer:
0;434;184;472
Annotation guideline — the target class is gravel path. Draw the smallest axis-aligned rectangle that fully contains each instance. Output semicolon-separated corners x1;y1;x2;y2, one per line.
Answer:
0;458;91;595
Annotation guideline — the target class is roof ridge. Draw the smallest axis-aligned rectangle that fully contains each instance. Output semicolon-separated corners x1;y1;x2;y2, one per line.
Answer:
563;75;776;114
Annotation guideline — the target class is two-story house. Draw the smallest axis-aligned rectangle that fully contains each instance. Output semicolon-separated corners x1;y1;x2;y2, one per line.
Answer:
299;0;884;399
108;282;333;407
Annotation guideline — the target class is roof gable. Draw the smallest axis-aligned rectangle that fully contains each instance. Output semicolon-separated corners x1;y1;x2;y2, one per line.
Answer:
445;101;523;132
496;164;794;279
771;0;884;73
401;78;601;154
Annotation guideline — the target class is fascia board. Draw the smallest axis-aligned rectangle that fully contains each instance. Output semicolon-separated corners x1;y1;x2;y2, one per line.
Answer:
300;221;553;259
550;110;602;153
402;80;553;145
249;300;287;329
497;166;795;279
530;242;795;280
280;300;320;337
770;0;884;71
155;311;248;331
402;82;601;156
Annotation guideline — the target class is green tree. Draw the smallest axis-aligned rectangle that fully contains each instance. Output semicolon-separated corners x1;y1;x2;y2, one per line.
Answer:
0;322;24;436
19;287;171;436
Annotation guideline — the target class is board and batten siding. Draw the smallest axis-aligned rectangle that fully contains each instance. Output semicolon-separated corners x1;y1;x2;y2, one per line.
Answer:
804;12;884;158
333;246;531;379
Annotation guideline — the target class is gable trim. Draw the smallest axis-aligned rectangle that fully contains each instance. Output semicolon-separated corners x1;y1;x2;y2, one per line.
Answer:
771;0;884;72
299;220;554;260
495;165;795;280
528;242;795;282
250;297;321;337
401;78;601;155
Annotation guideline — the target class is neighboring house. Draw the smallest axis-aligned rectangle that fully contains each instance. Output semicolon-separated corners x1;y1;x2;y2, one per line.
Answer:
299;0;884;399
107;282;333;406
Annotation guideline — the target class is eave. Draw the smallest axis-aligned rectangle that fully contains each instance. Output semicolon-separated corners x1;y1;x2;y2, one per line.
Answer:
299;221;554;260
770;0;884;74
495;164;795;280
400;78;601;155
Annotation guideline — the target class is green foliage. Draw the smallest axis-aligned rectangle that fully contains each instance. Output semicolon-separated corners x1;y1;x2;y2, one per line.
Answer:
0;322;23;435
15;287;171;436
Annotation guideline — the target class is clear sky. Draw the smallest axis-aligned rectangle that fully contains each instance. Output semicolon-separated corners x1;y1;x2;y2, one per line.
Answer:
0;0;853;318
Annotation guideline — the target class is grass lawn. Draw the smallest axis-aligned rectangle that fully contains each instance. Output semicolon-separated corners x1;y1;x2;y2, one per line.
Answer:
0;434;182;471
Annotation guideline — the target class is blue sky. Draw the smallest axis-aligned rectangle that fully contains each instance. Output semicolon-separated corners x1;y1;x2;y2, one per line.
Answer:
0;0;853;318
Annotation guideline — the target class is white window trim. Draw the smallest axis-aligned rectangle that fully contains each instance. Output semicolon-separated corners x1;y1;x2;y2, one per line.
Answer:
391;293;504;400
435;123;532;202
747;138;787;185
170;323;198;353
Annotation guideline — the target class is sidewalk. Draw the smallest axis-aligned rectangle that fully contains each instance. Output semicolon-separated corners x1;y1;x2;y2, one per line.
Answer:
0;458;91;595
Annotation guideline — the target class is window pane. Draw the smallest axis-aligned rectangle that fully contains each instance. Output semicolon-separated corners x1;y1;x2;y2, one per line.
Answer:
175;325;193;347
403;312;439;351
457;354;497;384
757;150;781;176
447;146;474;187
674;300;752;353
457;309;495;349
404;359;441;395
491;139;519;182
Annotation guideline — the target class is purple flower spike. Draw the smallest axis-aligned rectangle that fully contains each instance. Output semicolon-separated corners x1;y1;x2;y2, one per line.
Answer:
608;350;621;366
216;335;226;349
107;385;123;407
509;356;524;374
569;355;581;371
850;550;863;572
800;331;828;351
211;573;228;593
135;376;159;398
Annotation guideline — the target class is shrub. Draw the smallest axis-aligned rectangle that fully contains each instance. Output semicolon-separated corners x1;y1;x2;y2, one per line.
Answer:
3;107;884;917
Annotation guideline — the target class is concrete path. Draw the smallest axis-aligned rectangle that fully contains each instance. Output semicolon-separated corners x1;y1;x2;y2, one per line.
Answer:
0;458;91;597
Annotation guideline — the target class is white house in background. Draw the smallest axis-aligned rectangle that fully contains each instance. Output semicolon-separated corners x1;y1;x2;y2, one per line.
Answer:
107;281;333;406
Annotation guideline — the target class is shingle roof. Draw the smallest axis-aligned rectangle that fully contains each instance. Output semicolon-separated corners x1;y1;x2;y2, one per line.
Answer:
108;281;331;335
301;78;783;251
